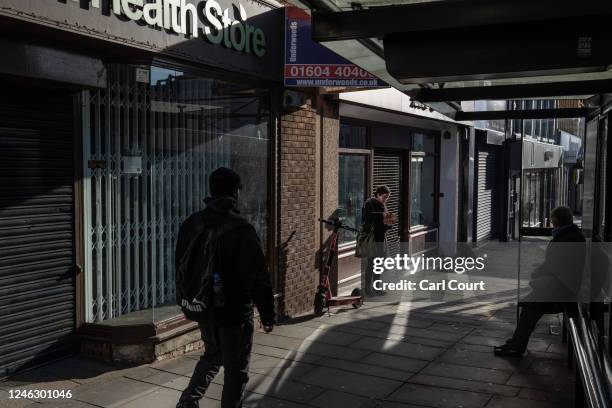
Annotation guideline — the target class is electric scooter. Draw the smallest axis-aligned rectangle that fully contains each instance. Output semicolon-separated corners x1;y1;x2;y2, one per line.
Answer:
314;218;364;315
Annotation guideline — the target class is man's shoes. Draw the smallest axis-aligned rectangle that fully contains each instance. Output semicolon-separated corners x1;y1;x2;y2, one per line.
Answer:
493;344;524;358
176;401;198;408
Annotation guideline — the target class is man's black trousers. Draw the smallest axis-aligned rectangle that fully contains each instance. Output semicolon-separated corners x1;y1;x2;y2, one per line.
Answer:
178;319;254;408
508;302;573;352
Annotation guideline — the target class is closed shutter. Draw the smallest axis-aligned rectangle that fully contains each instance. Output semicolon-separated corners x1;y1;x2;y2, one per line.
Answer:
475;148;499;241
0;89;76;378
373;151;402;255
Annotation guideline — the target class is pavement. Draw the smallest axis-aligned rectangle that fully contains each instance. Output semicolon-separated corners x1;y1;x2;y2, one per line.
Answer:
0;297;574;408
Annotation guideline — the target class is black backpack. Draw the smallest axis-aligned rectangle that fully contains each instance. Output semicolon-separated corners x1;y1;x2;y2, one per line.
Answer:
176;212;249;321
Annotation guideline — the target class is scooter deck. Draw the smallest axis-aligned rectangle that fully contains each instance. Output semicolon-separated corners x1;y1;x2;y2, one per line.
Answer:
327;296;362;306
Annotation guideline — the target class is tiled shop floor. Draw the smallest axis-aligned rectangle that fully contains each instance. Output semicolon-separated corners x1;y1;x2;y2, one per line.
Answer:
0;301;574;408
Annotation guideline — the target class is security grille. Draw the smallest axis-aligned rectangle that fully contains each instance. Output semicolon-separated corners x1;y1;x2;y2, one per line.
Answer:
373;151;402;256
475;148;499;241
83;65;234;322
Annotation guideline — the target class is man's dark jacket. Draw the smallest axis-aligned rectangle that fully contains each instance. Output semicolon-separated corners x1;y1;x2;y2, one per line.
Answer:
362;197;390;243
527;223;586;303
175;196;275;326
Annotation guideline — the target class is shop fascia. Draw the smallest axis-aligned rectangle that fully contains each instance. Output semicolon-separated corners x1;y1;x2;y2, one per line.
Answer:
71;0;266;56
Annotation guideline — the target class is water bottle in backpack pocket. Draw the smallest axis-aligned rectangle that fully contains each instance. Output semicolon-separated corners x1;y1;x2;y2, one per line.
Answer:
212;271;226;308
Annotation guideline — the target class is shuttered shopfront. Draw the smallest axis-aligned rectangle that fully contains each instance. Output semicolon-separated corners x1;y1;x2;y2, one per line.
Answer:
373;151;403;255
0;88;76;378
475;147;501;242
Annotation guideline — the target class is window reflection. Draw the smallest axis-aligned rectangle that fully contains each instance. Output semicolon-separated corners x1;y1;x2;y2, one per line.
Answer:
410;133;436;227
338;154;367;244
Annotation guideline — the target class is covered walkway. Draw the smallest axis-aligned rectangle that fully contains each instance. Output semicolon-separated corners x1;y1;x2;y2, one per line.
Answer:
1;299;573;408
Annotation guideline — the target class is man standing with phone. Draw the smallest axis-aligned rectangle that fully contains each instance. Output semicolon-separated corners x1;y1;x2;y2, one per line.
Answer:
360;185;397;296
175;167;276;408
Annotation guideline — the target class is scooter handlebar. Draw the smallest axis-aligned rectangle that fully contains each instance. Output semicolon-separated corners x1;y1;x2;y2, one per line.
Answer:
318;218;358;233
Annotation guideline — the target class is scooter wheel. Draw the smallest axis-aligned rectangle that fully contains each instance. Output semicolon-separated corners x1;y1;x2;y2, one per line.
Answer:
351;288;363;309
314;291;326;316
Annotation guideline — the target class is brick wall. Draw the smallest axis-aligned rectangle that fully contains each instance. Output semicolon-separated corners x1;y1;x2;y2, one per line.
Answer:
278;98;318;318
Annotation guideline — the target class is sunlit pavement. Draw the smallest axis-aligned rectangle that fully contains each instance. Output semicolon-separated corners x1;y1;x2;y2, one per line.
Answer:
0;298;573;408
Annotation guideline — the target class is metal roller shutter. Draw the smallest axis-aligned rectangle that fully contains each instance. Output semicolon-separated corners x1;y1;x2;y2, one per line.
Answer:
0;89;76;378
373;151;402;255
475;148;499;242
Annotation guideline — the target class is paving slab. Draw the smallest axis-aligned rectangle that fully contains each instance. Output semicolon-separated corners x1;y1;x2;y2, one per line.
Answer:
386;383;491;408
251;344;321;364
517;387;573;405
525;350;566;362
246;372;325;404
526;358;569;376
70;376;160;407
439;349;531;371
429;323;476;335
452;343;494;353
314;357;413;381
297;366;402;398
361;352;430;373
252;333;305;351
421;362;512;385
309;389;380;408
391;326;464;343
274;325;363;347
505;373;574;392
352;337;444;361
461;335;550;352
294;340;371;361
328;325;408;342
403;336;456;349
120;387;182;408
150;356;198;376
408;374;520;397
126;369;191;392
485;396;560;408
247;354;318;379
242;392;314;408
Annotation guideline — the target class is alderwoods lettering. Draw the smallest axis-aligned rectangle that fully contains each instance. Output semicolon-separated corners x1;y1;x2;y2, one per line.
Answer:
69;0;266;56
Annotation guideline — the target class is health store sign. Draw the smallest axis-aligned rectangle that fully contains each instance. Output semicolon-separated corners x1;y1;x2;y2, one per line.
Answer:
67;0;266;57
284;7;386;87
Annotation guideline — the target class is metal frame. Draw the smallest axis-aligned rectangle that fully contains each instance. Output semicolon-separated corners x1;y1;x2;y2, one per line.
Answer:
312;0;611;42
456;108;597;122
406;80;612;103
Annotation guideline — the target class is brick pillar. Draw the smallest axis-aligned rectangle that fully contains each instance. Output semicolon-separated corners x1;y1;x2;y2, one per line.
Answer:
278;97;318;317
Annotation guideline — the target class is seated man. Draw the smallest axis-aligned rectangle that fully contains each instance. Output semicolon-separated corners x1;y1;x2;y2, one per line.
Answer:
494;206;586;358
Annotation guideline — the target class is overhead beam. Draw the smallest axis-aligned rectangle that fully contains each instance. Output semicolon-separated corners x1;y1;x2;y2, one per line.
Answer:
455;108;597;121
406;80;612;103
312;0;612;42
384;18;612;84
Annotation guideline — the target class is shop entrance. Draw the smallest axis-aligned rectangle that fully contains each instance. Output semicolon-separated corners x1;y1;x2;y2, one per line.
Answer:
0;85;77;378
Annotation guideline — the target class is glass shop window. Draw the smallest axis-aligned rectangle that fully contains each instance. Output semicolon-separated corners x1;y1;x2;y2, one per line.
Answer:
83;65;271;322
338;154;367;245
410;133;437;227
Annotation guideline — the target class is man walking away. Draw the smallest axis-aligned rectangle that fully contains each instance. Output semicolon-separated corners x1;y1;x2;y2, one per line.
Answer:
175;167;276;408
